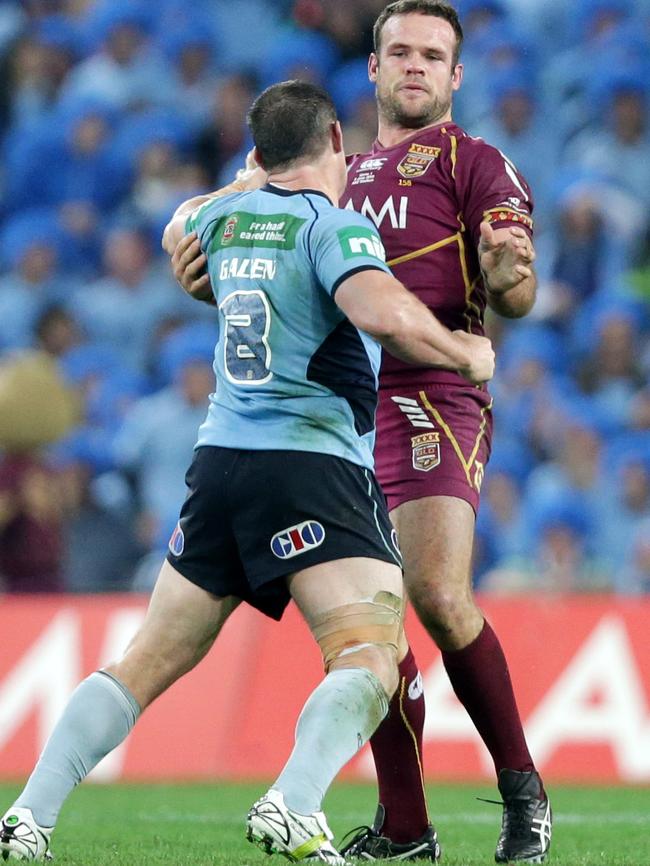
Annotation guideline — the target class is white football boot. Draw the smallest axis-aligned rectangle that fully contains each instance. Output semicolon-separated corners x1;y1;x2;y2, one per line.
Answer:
247;788;347;864
0;807;53;861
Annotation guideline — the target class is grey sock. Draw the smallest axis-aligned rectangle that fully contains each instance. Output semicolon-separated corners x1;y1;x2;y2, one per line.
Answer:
274;667;388;815
15;671;140;827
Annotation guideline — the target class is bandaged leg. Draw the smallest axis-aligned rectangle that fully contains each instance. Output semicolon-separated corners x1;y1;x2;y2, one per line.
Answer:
311;591;403;676
273;589;402;814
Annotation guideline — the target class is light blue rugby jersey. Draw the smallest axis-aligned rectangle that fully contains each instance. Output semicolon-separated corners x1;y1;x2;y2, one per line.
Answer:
186;184;391;470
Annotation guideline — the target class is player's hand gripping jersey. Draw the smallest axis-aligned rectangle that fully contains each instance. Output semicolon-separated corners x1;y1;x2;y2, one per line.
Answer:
344;125;534;511
186;185;391;470
344;124;534;390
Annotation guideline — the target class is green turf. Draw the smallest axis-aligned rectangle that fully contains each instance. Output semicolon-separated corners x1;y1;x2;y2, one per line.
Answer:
1;782;648;864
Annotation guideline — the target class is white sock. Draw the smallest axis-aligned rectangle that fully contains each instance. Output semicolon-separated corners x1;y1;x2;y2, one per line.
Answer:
274;667;388;815
15;671;140;827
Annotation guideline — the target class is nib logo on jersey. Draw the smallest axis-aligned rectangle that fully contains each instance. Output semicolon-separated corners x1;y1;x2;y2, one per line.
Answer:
270;520;325;559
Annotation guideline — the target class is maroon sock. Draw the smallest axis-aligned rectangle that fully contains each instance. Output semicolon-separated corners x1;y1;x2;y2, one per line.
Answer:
369;647;430;843
442;619;535;775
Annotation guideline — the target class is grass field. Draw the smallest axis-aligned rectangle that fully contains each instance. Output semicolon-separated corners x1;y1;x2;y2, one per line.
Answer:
1;782;648;864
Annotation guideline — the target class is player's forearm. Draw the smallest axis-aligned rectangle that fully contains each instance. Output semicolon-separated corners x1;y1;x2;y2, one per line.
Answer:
486;272;536;318
378;296;472;370
162;182;248;254
337;272;473;371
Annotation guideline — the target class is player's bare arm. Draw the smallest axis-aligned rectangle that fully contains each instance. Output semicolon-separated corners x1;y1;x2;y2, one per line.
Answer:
162;160;268;304
162;162;267;256
170;233;212;303
479;221;536;318
336;270;495;384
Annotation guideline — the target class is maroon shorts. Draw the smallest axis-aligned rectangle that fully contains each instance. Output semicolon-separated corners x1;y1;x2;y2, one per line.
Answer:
374;383;493;514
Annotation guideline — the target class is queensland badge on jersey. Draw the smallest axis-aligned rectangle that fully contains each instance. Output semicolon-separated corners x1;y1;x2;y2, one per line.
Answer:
397;143;441;179
411;432;440;471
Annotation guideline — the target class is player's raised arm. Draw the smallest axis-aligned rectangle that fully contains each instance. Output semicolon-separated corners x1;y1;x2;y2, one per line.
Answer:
335;270;495;385
479;221;537;318
161;151;268;255
161;152;268;304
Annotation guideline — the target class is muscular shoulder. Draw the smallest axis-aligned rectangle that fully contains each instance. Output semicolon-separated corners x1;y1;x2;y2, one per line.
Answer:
186;190;246;242
445;125;534;240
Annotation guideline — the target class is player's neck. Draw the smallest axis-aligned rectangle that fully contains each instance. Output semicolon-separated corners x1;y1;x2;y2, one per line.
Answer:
376;113;452;148
267;166;339;205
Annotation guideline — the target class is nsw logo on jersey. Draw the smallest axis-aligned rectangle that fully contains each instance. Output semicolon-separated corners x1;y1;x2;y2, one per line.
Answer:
222;214;238;243
337;226;386;261
271;520;326;559
397;143;440;179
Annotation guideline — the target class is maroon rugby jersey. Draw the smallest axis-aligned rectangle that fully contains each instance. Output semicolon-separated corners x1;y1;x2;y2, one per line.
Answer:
343;122;533;389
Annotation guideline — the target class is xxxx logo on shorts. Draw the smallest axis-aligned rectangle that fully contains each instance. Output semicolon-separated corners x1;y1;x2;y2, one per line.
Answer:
271;520;325;559
411;432;440;472
397;143;441;179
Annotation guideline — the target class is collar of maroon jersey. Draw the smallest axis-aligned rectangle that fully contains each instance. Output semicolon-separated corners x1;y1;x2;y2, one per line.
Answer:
373;121;459;153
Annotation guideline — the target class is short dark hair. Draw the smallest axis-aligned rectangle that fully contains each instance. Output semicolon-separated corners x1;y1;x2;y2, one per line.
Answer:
247;80;337;172
373;1;464;67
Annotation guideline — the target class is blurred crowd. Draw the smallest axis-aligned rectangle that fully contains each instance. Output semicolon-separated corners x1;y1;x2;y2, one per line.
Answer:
0;0;648;594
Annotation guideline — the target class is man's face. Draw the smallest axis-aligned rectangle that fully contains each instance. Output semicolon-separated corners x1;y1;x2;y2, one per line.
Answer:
369;13;463;129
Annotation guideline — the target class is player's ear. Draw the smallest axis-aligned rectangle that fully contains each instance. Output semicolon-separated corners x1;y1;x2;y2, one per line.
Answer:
331;120;344;155
252;146;265;170
452;62;463;91
368;52;379;83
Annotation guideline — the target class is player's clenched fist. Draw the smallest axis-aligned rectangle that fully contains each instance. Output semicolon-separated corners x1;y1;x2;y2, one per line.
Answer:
171;232;215;305
478;221;536;294
452;331;495;384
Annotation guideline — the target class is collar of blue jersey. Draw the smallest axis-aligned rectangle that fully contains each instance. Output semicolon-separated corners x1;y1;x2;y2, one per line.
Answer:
263;183;332;204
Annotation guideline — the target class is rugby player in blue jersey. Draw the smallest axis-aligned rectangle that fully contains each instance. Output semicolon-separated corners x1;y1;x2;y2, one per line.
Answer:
1;81;493;865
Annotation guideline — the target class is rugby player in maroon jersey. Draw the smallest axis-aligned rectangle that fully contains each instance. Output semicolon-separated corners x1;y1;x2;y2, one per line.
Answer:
336;3;551;863
170;4;551;861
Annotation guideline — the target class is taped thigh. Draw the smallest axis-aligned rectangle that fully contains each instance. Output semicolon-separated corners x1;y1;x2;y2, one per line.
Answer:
311;591;403;671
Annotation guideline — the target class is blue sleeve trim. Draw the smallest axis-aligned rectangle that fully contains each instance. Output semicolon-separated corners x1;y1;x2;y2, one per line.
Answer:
331;265;387;298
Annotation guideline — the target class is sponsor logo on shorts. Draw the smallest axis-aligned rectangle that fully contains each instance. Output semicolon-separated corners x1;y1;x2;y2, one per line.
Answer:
271;520;326;559
391;395;435;429
408;671;424;700
411;432;441;472
168;522;185;556
390;528;401;557
396;143;440;179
